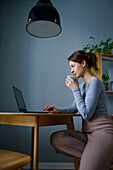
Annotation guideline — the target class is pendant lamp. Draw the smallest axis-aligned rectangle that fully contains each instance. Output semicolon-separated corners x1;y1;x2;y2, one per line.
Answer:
26;0;62;38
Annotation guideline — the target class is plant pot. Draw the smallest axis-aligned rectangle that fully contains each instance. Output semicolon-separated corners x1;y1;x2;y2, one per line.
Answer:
103;82;109;90
110;81;113;91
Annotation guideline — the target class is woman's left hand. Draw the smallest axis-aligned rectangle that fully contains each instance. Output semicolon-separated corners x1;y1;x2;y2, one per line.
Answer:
65;76;79;90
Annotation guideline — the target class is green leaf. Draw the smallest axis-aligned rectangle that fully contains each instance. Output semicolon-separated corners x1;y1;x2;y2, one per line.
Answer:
107;48;111;53
95;44;98;48
102;74;109;82
89;36;95;39
105;69;108;76
86;44;91;49
96;48;101;53
99;40;104;47
108;38;112;42
90;49;94;53
83;47;87;52
102;69;109;82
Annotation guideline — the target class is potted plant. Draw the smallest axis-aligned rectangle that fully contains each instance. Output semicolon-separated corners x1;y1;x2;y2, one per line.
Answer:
99;38;113;54
82;37;102;53
102;69;109;90
82;37;113;54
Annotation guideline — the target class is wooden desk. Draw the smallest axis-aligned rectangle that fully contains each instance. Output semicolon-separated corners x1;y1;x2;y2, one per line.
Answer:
0;112;81;170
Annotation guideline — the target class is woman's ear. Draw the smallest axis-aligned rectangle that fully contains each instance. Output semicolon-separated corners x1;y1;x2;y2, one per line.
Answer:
82;60;87;68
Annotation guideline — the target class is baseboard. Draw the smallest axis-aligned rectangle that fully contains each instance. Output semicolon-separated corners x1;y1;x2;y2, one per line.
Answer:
24;162;75;169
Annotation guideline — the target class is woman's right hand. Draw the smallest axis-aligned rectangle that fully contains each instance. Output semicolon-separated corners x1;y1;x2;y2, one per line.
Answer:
44;105;59;113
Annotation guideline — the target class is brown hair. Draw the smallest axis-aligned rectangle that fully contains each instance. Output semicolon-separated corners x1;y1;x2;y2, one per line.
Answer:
68;50;99;72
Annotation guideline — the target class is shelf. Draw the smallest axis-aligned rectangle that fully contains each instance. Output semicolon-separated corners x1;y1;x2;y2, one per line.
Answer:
102;54;113;57
102;59;113;62
94;53;113;88
102;54;113;62
106;91;113;94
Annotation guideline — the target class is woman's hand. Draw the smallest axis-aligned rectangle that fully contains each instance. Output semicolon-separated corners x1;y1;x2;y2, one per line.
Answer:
65;76;79;90
44;105;60;113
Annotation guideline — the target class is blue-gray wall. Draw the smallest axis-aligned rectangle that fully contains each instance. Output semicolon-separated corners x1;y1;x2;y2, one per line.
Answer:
0;0;113;163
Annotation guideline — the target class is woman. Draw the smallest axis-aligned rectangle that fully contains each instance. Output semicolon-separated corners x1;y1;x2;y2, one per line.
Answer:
44;50;113;170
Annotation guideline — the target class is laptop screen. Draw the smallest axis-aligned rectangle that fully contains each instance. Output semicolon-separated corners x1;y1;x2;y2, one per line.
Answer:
12;86;27;112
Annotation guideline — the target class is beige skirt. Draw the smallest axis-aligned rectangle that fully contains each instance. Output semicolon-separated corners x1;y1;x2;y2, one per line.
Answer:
50;113;113;170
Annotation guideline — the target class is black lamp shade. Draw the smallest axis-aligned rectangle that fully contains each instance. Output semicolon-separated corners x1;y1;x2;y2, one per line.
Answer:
26;0;62;38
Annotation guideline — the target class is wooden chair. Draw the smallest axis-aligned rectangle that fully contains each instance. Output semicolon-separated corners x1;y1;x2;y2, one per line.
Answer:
0;149;31;170
73;157;80;170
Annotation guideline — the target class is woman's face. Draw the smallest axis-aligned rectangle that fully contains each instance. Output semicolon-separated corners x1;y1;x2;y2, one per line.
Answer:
69;60;86;78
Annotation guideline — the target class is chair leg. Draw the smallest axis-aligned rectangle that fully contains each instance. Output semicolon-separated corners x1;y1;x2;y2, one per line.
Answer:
31;127;34;170
73;157;80;170
109;164;113;170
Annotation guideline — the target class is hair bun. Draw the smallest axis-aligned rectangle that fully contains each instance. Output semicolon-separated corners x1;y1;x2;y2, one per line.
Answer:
86;52;99;71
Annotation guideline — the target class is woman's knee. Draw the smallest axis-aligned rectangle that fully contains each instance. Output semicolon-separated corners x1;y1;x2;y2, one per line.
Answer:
50;130;66;148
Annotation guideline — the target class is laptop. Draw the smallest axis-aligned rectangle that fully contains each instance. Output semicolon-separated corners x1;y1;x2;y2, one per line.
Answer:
12;86;49;113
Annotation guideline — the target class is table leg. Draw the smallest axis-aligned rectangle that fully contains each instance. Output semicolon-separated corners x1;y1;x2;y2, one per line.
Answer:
34;117;39;170
66;116;74;130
